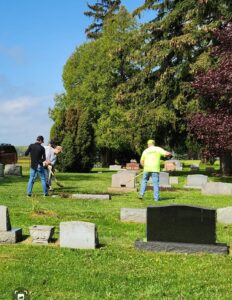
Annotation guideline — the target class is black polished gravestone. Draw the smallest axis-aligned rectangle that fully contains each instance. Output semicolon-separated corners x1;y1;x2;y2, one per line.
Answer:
135;205;229;254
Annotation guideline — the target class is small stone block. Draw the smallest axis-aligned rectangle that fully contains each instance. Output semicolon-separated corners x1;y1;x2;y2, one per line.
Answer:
169;176;179;185
134;240;229;255
71;194;111;200
0;228;22;244
217;207;232;224
184;174;208;189
60;221;99;249
29;225;55;244
120;208;146;223
4;164;22;176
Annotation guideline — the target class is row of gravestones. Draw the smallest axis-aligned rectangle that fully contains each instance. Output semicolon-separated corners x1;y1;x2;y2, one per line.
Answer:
108;170;232;195
0;205;98;249
0;164;22;177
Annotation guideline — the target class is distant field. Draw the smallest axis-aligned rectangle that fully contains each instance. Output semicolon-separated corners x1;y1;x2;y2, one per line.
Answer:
0;161;231;299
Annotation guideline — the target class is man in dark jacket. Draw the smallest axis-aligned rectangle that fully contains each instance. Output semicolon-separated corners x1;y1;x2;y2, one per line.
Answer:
25;135;48;196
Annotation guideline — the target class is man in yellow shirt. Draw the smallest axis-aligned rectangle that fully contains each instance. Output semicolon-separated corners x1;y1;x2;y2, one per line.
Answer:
139;139;172;201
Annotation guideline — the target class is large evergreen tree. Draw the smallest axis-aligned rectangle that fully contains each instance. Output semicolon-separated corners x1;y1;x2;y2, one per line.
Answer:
84;0;121;39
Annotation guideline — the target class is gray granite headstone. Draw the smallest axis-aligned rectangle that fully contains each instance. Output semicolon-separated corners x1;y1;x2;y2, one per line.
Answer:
184;174;208;189
60;221;99;249
0;206;22;244
169;176;179;185
217;207;232;225
159;172;171;188
120;208;146;223
4;164;22;176
111;172;136;188
202;182;232;195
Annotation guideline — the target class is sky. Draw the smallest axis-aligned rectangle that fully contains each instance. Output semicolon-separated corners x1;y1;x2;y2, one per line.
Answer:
0;0;153;146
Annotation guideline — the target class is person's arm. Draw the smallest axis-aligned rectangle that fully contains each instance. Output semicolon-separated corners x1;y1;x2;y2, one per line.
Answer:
140;153;145;167
25;145;31;156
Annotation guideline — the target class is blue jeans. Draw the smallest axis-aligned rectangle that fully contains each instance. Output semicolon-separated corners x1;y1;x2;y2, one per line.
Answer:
27;165;48;195
140;172;160;201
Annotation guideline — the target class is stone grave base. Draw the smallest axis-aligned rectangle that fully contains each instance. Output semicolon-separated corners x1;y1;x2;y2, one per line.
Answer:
0;228;22;244
184;185;203;189
134;240;229;255
108;187;137;193
120;208;146;223
72;194;111;200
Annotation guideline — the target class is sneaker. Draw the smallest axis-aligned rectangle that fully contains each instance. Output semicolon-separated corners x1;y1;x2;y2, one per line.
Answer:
138;194;143;200
27;194;32;197
48;186;53;191
44;194;49;197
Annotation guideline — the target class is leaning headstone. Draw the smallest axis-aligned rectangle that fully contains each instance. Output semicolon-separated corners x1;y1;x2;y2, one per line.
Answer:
0;206;22;244
202;182;232;195
29;225;55;244
60;221;99;249
184;174;208;189
217;207;232;225
120;208;146;223
4;164;22;176
169;176;179;185
0;164;4;179
108;172;137;192
71;194;111;200
135;205;229;254
109;165;122;171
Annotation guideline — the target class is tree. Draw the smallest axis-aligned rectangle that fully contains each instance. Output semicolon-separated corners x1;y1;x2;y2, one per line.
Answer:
84;0;121;39
189;22;232;175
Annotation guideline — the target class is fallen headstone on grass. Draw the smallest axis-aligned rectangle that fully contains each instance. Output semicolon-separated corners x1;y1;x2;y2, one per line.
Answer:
71;194;111;200
184;174;208;189
202;182;232;195
60;221;99;249
135;204;229;254
120;208;146;223
0;205;22;244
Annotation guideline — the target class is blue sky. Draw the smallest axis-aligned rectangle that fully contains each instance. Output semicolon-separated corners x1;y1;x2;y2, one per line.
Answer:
0;0;153;146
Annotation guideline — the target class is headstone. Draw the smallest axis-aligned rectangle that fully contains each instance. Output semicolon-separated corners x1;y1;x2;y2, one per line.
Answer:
109;165;122;171
29;225;55;244
4;164;22;176
217;207;232;225
60;221;99;249
202;182;232;195
108;172;137;192
0;206;22;244
159;172;171;188
71;194;111;200
120;208;146;223
0;164;4;178
164;161;176;172
168;160;183;171
126;162;140;171
169;176;179;185
135;205;229;254
184;174;208;189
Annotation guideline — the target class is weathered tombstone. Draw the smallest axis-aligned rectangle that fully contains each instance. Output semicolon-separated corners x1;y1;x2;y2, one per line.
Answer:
0;164;4;179
60;221;99;249
169;160;183;171
71;194;111;200
0;206;22;244
120;208;146;223
169;176;179;185
217;207;232;225
135;205;229;254
202;182;232;195
29;225;55;244
184;174;208;189
4;164;22;176
159;172;171;188
164;161;176;172
126;161;140;171
108;172;137;192
109;165;122;171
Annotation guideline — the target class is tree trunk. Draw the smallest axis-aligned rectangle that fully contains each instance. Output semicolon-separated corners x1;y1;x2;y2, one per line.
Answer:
100;149;115;167
220;151;232;176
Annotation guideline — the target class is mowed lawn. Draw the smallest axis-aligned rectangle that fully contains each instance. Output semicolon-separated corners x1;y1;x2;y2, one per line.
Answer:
0;159;232;299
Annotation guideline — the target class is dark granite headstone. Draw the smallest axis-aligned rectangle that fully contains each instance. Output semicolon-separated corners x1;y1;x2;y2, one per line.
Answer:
147;205;216;244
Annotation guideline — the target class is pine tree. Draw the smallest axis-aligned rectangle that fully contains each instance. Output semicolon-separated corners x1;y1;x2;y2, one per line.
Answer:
84;0;121;39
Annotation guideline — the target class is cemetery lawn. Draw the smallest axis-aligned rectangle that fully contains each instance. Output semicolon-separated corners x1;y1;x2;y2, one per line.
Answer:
0;160;232;299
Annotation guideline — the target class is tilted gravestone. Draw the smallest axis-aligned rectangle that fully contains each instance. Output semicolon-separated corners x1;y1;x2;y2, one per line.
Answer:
184;174;208;189
4;164;22;176
60;221;99;249
120;208;146;224
108;172;137;192
0;164;4;178
202;182;232;195
0;206;22;244
135;204;229;254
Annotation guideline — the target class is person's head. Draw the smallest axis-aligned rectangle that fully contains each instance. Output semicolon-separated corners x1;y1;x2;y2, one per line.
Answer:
147;139;155;147
54;146;63;155
36;135;44;144
48;140;56;148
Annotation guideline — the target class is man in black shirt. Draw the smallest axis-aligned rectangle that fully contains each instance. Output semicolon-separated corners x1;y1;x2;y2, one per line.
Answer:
25;135;48;196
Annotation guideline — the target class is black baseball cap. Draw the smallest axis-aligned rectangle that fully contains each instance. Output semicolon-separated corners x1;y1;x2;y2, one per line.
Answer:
36;135;44;143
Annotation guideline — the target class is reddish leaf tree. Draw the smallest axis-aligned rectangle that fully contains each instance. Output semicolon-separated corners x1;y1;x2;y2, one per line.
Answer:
189;22;232;175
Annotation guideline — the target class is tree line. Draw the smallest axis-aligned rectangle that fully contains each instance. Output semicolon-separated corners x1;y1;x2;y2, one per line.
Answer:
49;0;232;175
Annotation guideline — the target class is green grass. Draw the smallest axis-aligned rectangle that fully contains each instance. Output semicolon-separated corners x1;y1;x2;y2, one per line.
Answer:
1;161;232;299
